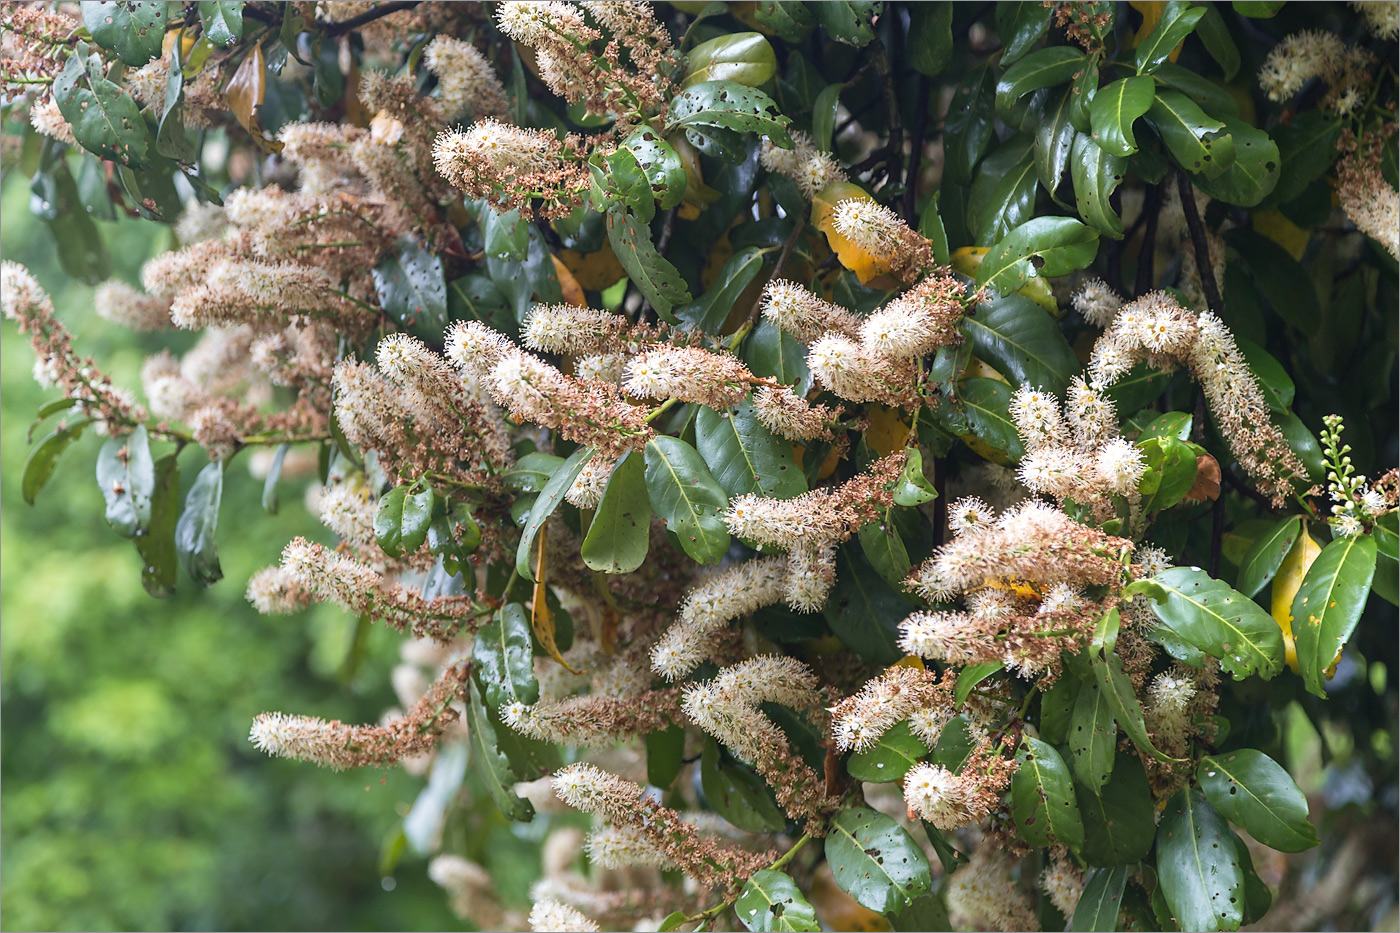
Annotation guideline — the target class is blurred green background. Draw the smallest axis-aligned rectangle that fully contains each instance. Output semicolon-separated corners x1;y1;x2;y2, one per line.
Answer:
0;180;459;931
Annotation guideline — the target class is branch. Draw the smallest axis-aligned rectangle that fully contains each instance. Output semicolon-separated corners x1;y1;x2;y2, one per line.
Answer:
903;76;931;223
1176;171;1224;315
1134;181;1164;298
323;1;421;37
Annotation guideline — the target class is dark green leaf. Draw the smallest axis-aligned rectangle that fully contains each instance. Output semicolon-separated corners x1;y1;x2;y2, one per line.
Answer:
1146;88;1234;179
465;680;534;821
954;662;1004;707
1039;673;1080;745
1192;118;1279;207
1291;533;1378;697
156;48;196;163
1090;652;1179;761
891;893;952;932
1069;669;1118;794
1236;515;1302;598
812;83;841;153
860;510;913;587
957;377;1027;461
1090;76;1156;157
197;0;243;47
1269;111;1341;205
1133;567;1284;679
1195;4;1240;79
601;147;655;223
502;452;565;494
1199;749;1318;852
1225;228;1320;333
82;1;169;66
1136;436;1198;513
644;436;730;564
697;396;806;500
931;717;975;773
1156;788;1243;932
1010;736;1084;850
1231;829;1274;923
678;247;764;332
606;206;692;322
23;419;89;505
581;451;651;574
847;721;929;784
1070;866;1130;932
743;319;812;394
473;603;540;709
373;237;448;341
481;205;530;260
996;47;1087;115
260;439;286;512
752;0;814;42
807;1;879;46
518;447;596;579
175;459;223;586
825;806;931;914
1152;62;1238;119
997;1;1054;65
1071;132;1127;238
978;216;1100;296
54;46;150;168
1077;749;1157;866
684;32;777;88
1138;410;1194;441
700;738;786;832
447;273;514;334
892;447;938;507
969;135;1039;245
944;64;996;183
1233;1;1284;16
964;290;1081;395
667;81;794;148
1034;87;1078;192
907;3;954;76
134;452;179;598
1070;62;1099;131
1135;1;1206;74
646;723;685;788
736;870;821;932
824;545;914;664
624;127;687;210
96;425;155;537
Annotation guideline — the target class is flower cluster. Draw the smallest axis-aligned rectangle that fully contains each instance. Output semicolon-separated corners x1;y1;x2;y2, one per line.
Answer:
1258;28;1376;114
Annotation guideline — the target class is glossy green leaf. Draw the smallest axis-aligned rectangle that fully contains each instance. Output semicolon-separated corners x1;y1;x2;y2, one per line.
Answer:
155;47;196;163
1231;829;1274;924
954;662;1004;706
997;47;1086;116
644;436;730;564
581;451;651;574
1077;750;1157;866
197;0;243;47
891;893;952;932
907;3;954;76
1011;736;1084;850
1039;674;1080;745
472;603;540;709
646;724;685;789
1147;88;1234;179
930;716;975;773
978;216;1100;296
1034;87;1078;191
1233;0;1285;16
1090;76;1156;157
96;425;155;537
964;291;1081;395
1152;62;1238;119
743;319;812;394
807;1;879;46
134;453;180;598
892;447;938;506
1195;4;1240;79
1069;670;1117;794
606;206;692;322
1137;567;1284;680
518;446;596;580
956;377;1026;461
600;147;655;223
1269;111;1342;205
970;136;1039;246
1199;749;1318;852
736;870;821;932
1139;410;1194;441
1236;515;1302;597
1157;788;1243;932
175;459;223;586
812;83;841;152
54;46;150;168
1136;435;1198;513
623;127;687;211
678;247;764;332
752;0;814;42
82;1;169;66
859;512;912;588
1193;118;1280;206
465;680;534;821
1292;533;1378;697
997;1;1054;65
373;237;448;341
944;65;996;183
825;806;932;914
847;721;929;784
1374;512;1398;561
667;81;794;148
502;453;565;494
1069;62;1099;131
700;738;786;832
374;483;435;558
1090;652;1179;761
1071;132;1127;238
23;419;89;506
1135;1;1206;75
1070;866;1130;932
658;911;688;933
684;32;777;88
824;545;914;665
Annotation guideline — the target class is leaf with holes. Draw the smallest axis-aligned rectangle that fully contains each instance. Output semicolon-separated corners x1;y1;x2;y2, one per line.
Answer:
825;806;931;914
667;81;793;148
472;602;540;710
1291;533;1377;697
1147;89;1235;179
807;0;878;46
197;0;243;46
735;870;821;932
1156;788;1243;932
54;45;150;168
847;721;929;784
1199;749;1318;852
373;237;448;341
1194;118;1280;207
623;127;687;210
1010;736;1084;850
1077;750;1157;866
96;425;156;537
582;452;651;574
82;1;169;66
1034;87;1078;191
977;217;1100;297
1138;567;1285;680
1071;132;1127;238
1069;672;1118;794
1090;76;1156;157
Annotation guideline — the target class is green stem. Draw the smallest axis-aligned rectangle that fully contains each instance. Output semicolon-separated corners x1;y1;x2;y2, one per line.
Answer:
683;831;817;926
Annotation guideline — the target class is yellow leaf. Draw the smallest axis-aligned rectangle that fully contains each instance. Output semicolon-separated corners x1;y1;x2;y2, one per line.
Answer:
701;231;735;290
951;246;1059;315
810;864;892;932
672;134;721;214
558;244;627;292
552;254;587;305
1254;209;1310;261
532;526;583;673
370;109;404;145
866;404;912;457
892;656;926;670
813;182;894;284
1272;528;1323;674
225;45;284;153
1131;1;1185;62
964;356;1010;385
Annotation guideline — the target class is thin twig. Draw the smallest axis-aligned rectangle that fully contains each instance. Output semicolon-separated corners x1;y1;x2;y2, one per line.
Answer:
1135;182;1164;298
1176;171;1224;315
903;76;931;222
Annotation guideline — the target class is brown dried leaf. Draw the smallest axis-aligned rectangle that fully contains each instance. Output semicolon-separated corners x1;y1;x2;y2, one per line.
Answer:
225;45;283;153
